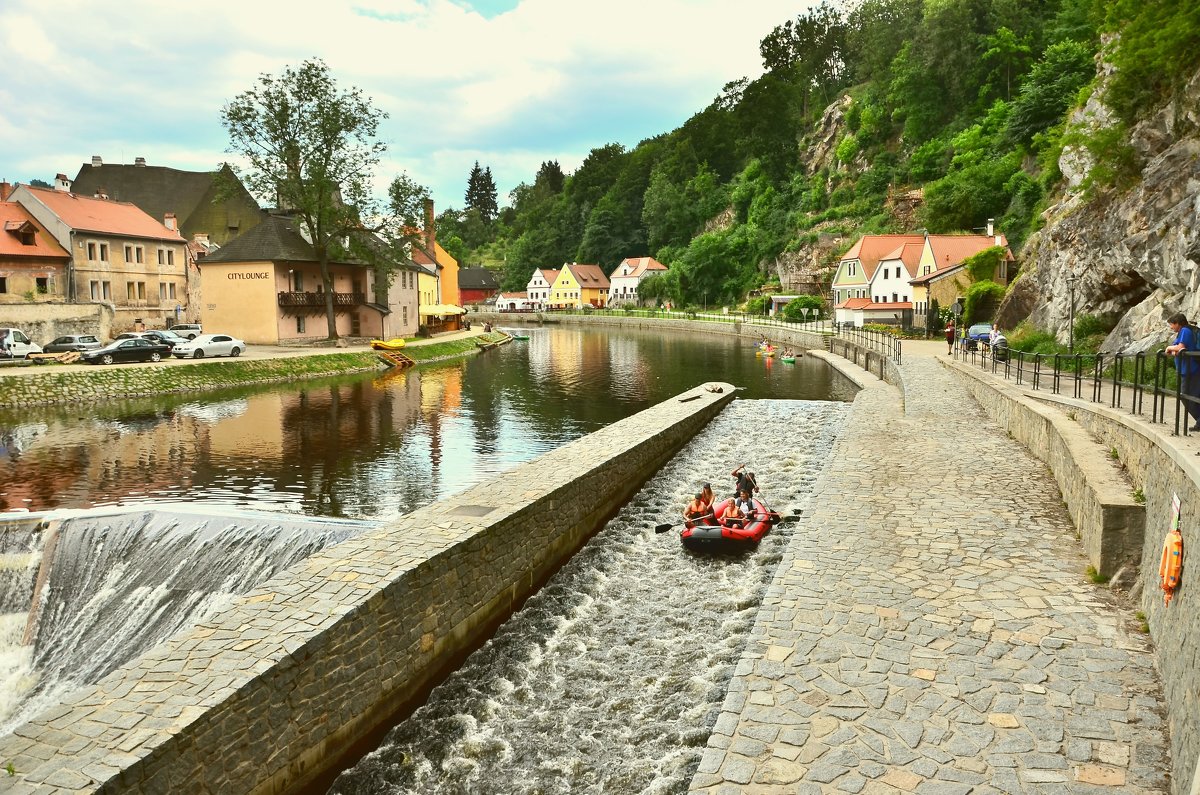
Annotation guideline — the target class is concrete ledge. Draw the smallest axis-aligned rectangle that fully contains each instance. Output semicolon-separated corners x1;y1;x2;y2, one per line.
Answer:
0;382;736;794
949;361;1144;577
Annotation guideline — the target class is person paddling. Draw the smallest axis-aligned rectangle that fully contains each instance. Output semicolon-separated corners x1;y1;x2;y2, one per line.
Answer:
731;464;759;498
683;492;709;522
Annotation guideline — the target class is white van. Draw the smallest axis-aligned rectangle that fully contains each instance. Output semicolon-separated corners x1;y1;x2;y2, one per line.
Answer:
0;328;43;359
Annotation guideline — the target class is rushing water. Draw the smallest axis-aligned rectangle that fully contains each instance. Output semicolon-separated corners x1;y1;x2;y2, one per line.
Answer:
331;399;851;794
0;327;853;518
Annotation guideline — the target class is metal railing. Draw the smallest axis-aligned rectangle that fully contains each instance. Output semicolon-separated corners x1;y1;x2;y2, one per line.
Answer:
539;306;836;333
954;340;1200;437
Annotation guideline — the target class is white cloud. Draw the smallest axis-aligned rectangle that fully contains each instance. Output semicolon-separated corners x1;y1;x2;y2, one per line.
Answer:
0;0;812;207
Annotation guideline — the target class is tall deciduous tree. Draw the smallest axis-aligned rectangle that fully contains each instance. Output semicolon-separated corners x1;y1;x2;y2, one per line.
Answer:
222;58;388;339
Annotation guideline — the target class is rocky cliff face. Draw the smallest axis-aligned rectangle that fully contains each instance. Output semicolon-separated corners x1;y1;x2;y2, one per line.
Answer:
1003;66;1200;353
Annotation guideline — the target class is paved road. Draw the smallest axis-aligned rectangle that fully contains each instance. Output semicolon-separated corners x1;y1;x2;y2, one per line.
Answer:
691;345;1168;793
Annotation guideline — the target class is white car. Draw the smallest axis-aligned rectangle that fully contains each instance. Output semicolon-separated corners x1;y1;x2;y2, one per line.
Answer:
171;334;246;359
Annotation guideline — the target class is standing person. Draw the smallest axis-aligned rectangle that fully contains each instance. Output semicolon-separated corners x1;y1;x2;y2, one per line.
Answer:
1165;312;1200;431
731;464;759;497
699;483;715;512
945;319;956;355
0;329;8;359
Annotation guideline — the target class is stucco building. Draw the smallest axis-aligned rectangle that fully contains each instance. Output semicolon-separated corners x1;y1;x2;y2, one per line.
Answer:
197;215;420;344
0;192;71;304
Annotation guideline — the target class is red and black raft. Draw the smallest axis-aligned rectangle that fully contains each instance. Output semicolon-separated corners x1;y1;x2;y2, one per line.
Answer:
681;497;780;552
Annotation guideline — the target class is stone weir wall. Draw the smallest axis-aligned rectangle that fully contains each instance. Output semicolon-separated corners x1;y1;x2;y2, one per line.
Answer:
951;362;1200;792
0;382;736;795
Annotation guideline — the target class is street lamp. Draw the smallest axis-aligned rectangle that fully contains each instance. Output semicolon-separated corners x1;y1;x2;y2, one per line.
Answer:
1066;273;1079;353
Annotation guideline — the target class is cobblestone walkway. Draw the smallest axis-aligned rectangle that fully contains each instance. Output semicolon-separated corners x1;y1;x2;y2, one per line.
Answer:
691;356;1168;794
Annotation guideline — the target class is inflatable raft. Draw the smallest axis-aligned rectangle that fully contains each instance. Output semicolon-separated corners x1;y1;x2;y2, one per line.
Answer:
681;497;778;552
370;338;407;351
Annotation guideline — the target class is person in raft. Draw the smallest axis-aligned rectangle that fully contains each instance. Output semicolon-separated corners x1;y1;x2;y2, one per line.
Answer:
731;464;759;498
734;489;757;520
721;497;746;528
683;492;710;522
699;482;715;511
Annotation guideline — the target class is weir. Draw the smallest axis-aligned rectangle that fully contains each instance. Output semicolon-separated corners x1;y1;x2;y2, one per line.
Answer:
0;507;371;737
0;382;736;793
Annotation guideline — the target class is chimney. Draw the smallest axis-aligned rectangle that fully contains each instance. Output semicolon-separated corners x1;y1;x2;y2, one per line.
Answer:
91;155;102;167
94;187;109;200
134;157;146;167
0;181;11;201
423;198;435;255
164;212;177;231
54;173;71;192
986;218;994;237
193;232;209;245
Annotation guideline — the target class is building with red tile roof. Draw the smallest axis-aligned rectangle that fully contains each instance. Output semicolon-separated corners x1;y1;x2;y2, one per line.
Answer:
9;183;190;328
526;268;559;304
609;256;667;305
0;201;71;304
548;263;610;308
831;234;925;307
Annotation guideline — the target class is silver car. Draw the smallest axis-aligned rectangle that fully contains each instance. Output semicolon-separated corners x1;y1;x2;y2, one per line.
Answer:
171;334;246;359
44;334;104;353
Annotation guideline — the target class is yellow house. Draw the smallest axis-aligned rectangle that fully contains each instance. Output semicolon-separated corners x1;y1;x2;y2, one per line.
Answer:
909;232;1013;327
548;262;609;308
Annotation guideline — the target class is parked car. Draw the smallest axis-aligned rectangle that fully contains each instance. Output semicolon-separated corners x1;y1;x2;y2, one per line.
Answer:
963;323;993;351
114;330;189;350
0;327;43;359
81;338;171;365
169;323;203;340
43;334;104;353
171;334;246;359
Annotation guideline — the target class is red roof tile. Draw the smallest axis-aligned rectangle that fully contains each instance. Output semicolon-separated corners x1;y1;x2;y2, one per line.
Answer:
841;234;925;279
22;185;184;242
878;241;926;278
836;297;872;309
0;202;70;259
610;256;667;279
566;263;610;288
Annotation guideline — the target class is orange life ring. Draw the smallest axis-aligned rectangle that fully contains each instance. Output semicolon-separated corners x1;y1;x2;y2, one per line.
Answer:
1159;528;1183;606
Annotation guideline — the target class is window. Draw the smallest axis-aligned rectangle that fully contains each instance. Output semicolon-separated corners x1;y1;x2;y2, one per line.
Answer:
136;246;144;263
167;250;174;266
138;282;145;299
157;249;165;265
127;282;136;300
296;315;306;333
100;243;108;262
87;242;97;261
36;277;48;294
0;277;6;293
125;244;133;262
848;263;856;276
90;281;99;300
102;281;111;300
160;283;167;300
168;283;176;299
128;281;145;300
293;271;303;291
402;306;407;325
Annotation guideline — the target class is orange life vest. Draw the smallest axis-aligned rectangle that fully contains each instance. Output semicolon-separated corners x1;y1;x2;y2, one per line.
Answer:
1159;528;1183;606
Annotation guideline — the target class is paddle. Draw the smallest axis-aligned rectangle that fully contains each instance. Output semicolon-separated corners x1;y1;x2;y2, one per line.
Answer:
656;513;714;533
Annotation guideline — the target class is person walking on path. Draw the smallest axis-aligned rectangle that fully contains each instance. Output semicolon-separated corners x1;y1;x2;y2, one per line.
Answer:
1166;312;1200;431
944;319;956;355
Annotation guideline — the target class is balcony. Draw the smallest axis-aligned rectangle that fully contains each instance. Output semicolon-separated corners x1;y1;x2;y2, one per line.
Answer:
277;291;366;313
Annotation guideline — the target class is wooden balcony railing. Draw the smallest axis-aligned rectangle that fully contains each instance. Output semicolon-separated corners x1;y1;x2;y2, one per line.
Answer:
277;291;366;308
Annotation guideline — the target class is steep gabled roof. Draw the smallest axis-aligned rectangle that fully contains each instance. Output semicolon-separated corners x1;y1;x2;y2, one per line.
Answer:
840;234;925;280
532;268;560;284
70;163;240;228
566;262;610;288
926;234;1012;269
610;256;667;280
458;267;500;290
201;215;322;263
0;202;70;259
21;185;184;242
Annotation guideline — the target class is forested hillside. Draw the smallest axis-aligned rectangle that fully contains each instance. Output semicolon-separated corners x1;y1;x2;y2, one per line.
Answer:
436;0;1200;321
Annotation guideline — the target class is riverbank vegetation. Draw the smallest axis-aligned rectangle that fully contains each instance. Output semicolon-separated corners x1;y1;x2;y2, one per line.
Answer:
432;0;1198;321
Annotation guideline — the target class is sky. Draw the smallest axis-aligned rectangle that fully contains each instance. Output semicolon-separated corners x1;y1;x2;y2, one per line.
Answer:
0;0;809;214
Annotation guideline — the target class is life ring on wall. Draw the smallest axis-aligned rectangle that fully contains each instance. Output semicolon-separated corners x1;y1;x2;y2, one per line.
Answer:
1159;527;1183;606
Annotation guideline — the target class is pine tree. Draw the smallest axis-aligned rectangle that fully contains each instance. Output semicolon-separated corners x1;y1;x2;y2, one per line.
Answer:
465;161;499;224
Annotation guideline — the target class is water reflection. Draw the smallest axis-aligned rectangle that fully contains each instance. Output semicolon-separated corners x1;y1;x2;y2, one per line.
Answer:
0;327;854;518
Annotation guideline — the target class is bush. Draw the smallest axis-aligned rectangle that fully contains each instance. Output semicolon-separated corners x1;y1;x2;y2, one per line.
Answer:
961;280;1006;326
1074;313;1115;340
963;246;1008;282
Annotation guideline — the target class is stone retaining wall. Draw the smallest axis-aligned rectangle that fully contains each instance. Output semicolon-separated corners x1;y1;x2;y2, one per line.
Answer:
950;361;1200;792
0;302;115;347
0;352;384;407
0;382;736;794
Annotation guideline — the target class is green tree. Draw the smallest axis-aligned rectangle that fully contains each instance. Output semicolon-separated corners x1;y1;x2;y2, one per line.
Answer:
781;294;824;321
465;161;499;223
222;58;389;339
980;26;1033;101
1003;40;1095;145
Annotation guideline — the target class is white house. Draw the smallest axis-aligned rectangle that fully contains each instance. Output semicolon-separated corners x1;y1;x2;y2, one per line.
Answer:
526;268;559;304
496;291;540;312
608;257;667;306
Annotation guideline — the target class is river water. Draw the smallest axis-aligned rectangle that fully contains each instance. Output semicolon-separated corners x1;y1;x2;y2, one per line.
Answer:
0;327;853;517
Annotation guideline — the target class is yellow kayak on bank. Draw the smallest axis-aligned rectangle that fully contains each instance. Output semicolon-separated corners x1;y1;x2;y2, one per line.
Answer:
370;338;407;351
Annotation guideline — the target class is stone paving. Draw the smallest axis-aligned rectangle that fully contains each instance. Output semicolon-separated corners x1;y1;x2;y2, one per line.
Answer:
691;349;1169;794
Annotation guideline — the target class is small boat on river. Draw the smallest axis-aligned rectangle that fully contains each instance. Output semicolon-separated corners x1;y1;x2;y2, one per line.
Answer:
680;498;779;552
370;338;407;352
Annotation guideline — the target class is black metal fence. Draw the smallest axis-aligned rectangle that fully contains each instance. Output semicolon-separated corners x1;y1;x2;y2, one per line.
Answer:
954;341;1200;437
